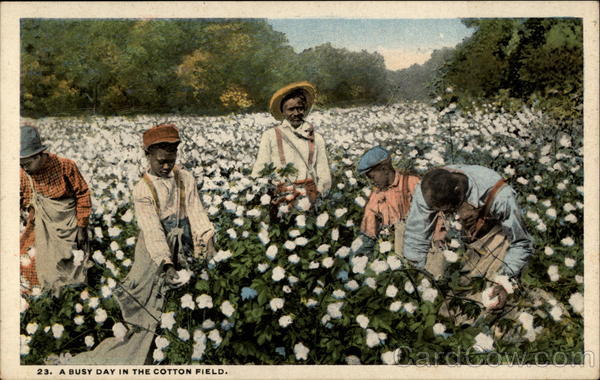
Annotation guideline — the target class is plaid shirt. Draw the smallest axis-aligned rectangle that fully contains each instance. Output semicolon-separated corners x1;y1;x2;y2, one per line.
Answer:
20;153;92;227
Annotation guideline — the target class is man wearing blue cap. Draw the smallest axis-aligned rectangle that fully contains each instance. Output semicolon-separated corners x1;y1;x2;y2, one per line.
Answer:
356;146;425;256
20;124;92;294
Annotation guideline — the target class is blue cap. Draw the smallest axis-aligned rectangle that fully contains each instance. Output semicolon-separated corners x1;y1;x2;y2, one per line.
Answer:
357;146;390;174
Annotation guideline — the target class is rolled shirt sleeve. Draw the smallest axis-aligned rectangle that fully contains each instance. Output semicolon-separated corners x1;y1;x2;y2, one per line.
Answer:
251;130;273;177
489;185;533;277
182;170;215;257
314;134;332;195
402;183;437;268
133;183;173;267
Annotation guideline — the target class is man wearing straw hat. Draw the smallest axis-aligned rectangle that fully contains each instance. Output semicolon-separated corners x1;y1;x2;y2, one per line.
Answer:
19;124;92;295
252;81;332;205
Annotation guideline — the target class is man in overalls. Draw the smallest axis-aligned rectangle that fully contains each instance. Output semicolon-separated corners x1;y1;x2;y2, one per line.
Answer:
69;124;215;364
356;146;421;255
251;81;332;207
403;166;532;314
19;125;92;295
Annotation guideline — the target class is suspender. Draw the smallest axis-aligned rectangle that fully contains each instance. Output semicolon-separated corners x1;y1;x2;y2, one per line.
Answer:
274;127;315;168
471;179;507;238
142;167;186;216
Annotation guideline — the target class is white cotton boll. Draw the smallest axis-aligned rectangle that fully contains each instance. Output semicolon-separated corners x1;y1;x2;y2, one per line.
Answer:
379;241;392;253
561;237;575;246
433;323;446;336
283;240;296;251
346;355;361;365
309;261;320;269
544;246;554;256
527;194;538;203
565;257;576;268
270;299;285;313
351;238;363;253
50;323;64;339
503;166;515;176
258;229;270;245
345;280;359;291
335;246;350;258
160;312;176;330
296;197;311;211
313;286;323;295
272;266;285;281
295;237;309;246
288;254;300;264
356;314;369;329
355;196;366;207
449;239;460;249
370;260;389;275
201;319;215;330
181;294;195;310
110;241;120;251
327;302;344;319
294;342;310;361
114;250;124;261
213;250;232;263
546;208;557;219
473;332;494;353
422;288;438;302
73;315;85;326
387;255;402;270
565;214;577;223
569;292;584;314
208;206;219;215
305;298;318;308
153;348;165;362
92;250;105;264
289;229;301;238
317;244;330;254
385;285;398;298
260;194;271;205
233;218;244;227
88;297;99;309
541;199;552;208
26;322;38;335
443;249;458;263
247;208;261;218
112;322;127;342
334;208;347;218
333;289;346;299
482;286;500;308
94;308;107;323
404;281;415;294
516;177;528;185
122;258;132;267
576;275;584;284
266;245;278;260
316;212;329;227
84;335;95;348
331;228;339;241
403;302;416;314
296;215;306;228
536;222;547;232
108;226;122;238
220;301;235;317
365;329;382;348
226;228;237;239
564;203;576;212
550;306;564;321
364;277;377;289
322;257;334;268
282;285;292;294
257;263;269;273
279;315;293;328
177;328;190;342
389;301;403;312
547;265;560;282
94;227;103;239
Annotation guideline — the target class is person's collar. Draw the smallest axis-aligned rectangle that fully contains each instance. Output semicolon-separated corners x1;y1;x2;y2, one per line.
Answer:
373;169;400;193
146;169;175;179
281;119;314;140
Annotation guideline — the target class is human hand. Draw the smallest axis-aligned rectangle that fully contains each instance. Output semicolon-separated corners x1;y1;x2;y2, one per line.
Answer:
205;238;216;261
487;284;508;311
164;265;179;284
457;202;479;228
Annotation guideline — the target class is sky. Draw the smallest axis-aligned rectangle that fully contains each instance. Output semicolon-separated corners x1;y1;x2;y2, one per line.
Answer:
268;19;474;71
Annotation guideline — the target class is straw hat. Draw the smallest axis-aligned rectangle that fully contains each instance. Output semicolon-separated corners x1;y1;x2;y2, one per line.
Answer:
268;81;316;121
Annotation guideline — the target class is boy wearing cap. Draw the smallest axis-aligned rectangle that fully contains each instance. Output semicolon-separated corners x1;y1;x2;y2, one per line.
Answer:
19;124;91;294
251;81;332;204
69;124;215;364
356;146;422;256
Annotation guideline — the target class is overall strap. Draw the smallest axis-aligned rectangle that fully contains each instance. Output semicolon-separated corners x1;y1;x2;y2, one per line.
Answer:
472;178;507;237
400;173;410;217
307;139;315;167
173;167;186;217
274;127;286;166
142;173;160;213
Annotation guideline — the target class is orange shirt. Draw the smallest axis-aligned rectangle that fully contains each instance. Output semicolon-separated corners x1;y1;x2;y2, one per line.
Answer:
360;171;420;239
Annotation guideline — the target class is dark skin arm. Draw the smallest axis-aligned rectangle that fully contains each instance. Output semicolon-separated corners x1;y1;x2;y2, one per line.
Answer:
487;285;509;311
76;226;90;253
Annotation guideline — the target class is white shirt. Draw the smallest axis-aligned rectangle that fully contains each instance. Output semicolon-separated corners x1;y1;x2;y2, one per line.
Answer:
133;168;215;266
251;120;332;194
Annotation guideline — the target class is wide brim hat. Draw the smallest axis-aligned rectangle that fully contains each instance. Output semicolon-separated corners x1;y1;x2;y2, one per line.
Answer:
143;123;181;149
269;81;316;121
20;125;47;158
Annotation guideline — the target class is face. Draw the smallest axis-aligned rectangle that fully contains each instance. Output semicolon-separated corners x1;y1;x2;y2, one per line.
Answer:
366;164;395;189
282;97;306;128
20;152;46;174
147;144;178;178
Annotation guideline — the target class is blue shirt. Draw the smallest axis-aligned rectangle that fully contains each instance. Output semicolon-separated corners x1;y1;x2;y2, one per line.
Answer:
402;165;532;277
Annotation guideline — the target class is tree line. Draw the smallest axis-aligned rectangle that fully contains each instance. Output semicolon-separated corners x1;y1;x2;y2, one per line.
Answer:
21;18;582;121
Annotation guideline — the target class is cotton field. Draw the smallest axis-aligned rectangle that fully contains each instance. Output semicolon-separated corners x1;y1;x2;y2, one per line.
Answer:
20;102;584;365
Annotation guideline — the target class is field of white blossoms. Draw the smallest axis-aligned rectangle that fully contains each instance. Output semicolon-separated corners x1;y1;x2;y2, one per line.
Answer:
20;101;584;365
